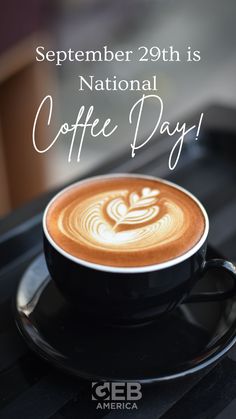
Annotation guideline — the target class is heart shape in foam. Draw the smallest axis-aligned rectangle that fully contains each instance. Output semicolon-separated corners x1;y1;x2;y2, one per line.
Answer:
106;188;160;229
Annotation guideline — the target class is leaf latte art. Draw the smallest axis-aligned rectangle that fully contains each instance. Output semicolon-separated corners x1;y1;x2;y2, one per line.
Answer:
58;187;186;250
46;177;205;267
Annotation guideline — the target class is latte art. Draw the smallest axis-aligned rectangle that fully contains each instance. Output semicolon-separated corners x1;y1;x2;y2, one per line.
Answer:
59;188;186;252
46;176;205;267
107;187;160;228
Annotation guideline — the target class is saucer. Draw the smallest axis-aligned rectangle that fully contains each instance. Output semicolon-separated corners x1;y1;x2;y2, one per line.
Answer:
15;254;236;383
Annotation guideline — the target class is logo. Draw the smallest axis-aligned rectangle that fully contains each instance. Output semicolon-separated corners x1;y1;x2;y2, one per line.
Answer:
91;381;142;410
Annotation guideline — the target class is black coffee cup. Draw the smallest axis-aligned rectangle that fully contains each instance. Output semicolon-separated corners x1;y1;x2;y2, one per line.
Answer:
43;174;236;324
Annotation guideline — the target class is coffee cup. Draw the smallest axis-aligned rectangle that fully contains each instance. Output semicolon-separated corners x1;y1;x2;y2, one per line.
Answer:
43;174;236;324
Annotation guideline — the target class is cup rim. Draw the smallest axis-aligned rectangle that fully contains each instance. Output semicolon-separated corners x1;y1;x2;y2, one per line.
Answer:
43;173;209;274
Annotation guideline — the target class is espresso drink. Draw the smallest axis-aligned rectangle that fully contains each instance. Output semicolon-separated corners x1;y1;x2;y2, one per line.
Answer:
46;176;205;267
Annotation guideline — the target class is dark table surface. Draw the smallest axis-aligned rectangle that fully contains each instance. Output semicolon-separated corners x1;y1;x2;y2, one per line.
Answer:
1;104;236;419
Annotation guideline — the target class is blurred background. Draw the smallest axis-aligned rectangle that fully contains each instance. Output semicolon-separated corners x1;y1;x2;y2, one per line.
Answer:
0;0;236;217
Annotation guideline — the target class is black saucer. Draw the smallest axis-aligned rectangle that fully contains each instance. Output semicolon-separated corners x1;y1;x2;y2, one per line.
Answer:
15;254;236;383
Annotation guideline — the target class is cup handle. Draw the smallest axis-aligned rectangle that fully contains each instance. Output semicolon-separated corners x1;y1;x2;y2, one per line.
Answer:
183;259;236;303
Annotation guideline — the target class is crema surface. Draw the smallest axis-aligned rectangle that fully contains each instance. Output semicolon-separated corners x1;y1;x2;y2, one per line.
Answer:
46;177;205;267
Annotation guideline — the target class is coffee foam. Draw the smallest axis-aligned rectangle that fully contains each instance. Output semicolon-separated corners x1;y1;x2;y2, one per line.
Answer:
46;176;205;267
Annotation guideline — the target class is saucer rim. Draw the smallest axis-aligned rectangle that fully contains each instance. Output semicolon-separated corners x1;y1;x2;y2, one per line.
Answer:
15;309;236;383
14;254;236;384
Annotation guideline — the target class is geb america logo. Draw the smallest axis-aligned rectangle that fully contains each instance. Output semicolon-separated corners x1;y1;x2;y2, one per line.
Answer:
92;381;142;410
